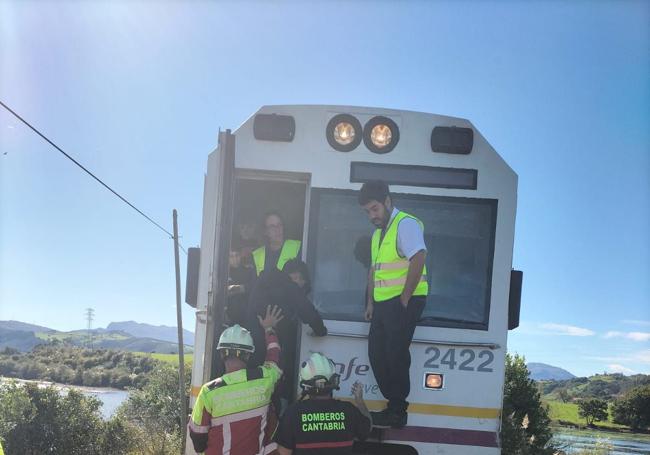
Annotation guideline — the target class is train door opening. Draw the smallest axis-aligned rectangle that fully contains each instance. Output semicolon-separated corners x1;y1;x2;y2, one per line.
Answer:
220;173;309;404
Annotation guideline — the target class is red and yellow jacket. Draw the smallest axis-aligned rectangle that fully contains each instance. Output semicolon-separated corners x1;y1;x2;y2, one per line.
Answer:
189;330;281;455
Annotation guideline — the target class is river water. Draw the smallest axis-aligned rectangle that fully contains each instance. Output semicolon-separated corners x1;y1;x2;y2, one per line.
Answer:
80;388;129;419
553;430;650;454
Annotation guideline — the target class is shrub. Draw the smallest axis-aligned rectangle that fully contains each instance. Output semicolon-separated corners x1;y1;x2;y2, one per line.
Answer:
0;382;104;454
611;384;650;430
577;398;608;426
501;354;555;454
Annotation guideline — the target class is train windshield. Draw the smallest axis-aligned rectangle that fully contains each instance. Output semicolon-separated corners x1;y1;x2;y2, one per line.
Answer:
308;189;497;330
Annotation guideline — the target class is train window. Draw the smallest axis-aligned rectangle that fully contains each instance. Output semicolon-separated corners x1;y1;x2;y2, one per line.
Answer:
308;189;496;330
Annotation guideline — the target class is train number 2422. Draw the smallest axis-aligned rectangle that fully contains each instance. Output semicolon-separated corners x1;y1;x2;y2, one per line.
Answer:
423;347;494;372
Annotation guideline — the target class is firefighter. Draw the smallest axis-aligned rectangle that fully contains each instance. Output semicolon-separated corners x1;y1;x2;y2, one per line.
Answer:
252;211;301;276
275;353;372;454
358;180;428;428
188;305;284;455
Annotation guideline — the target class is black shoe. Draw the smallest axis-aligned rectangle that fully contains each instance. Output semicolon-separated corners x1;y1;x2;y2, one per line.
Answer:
371;409;407;429
370;409;390;428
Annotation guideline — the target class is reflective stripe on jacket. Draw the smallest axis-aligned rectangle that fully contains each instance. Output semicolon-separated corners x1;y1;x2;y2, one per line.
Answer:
189;332;282;455
371;211;428;302
252;239;301;276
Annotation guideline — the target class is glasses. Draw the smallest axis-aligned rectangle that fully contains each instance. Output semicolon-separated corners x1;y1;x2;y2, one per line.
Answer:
265;223;283;230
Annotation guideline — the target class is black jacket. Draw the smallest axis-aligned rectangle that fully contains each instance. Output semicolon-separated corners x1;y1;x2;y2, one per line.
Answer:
248;268;326;335
246;269;327;368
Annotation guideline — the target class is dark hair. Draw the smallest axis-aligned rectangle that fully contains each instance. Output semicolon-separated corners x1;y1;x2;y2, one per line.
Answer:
262;211;284;228
283;259;311;294
358;180;390;206
353;235;372;269
219;349;251;363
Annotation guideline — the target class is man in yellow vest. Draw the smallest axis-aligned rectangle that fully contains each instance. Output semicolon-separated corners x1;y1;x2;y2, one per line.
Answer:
358;180;428;428
252;212;301;276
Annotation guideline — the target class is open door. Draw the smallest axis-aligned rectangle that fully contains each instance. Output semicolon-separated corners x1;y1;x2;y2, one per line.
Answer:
204;129;236;382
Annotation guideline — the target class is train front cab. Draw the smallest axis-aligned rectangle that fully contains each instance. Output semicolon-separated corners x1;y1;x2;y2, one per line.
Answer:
189;105;519;455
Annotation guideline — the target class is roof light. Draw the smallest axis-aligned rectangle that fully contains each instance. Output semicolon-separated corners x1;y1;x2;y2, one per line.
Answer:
431;126;473;155
326;114;362;152
253;114;295;142
364;116;399;154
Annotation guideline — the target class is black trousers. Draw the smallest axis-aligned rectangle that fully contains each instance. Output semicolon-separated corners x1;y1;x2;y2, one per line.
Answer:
368;295;425;414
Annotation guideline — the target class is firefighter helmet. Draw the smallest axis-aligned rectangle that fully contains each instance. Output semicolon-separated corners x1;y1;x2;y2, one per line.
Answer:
299;352;340;393
217;324;255;358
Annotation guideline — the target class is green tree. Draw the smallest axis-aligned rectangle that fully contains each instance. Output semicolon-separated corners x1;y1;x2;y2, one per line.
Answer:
501;354;555;455
99;415;137;455
0;382;35;451
0;382;105;454
577;398;608;426
118;363;189;454
557;388;570;403
611;384;650;430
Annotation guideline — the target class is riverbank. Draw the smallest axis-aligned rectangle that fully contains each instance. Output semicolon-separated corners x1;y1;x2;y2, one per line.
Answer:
553;425;650;442
1;377;129;419
553;427;650;454
0;376;122;394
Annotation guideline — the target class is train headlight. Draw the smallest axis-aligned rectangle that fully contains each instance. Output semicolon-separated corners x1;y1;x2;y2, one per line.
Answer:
327;114;362;152
334;122;356;145
363;116;399;154
424;373;444;390
371;124;392;148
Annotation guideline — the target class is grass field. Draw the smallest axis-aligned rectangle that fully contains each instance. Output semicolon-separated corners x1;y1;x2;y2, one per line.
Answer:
544;400;627;430
134;352;193;366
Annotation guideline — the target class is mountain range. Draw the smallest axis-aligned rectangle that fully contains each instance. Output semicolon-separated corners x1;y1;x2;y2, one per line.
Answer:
0;320;194;354
527;362;576;381
107;321;194;345
0;321;584;381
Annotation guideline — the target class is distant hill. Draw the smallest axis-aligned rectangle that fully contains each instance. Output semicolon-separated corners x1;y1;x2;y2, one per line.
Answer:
0;327;43;351
0;320;193;354
541;372;650;401
0;320;55;333
528;362;576;381
107;321;194;345
35;330;191;354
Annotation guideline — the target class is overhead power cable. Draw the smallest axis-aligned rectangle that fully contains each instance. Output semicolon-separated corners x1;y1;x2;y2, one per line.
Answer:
1;100;187;254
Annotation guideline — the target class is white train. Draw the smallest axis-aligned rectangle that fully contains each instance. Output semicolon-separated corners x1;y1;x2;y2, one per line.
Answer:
185;105;522;454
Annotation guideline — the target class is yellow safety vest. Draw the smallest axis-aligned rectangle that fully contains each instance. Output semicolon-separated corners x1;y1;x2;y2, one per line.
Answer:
252;239;301;276
371;211;428;302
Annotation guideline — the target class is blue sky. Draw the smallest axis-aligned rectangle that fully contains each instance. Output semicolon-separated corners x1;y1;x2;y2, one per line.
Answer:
1;1;648;378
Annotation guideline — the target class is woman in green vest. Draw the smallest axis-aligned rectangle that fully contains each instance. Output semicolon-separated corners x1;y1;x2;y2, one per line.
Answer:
252;212;301;276
358;181;428;429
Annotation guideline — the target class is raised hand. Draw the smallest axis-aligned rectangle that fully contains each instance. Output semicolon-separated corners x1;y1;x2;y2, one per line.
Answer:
258;305;284;330
351;381;364;401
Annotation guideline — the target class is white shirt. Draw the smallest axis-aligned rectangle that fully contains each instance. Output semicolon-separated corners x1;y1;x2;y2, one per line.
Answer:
387;207;427;260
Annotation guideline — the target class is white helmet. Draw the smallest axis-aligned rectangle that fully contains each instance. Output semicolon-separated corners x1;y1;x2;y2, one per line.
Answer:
299;352;340;393
217;325;255;357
